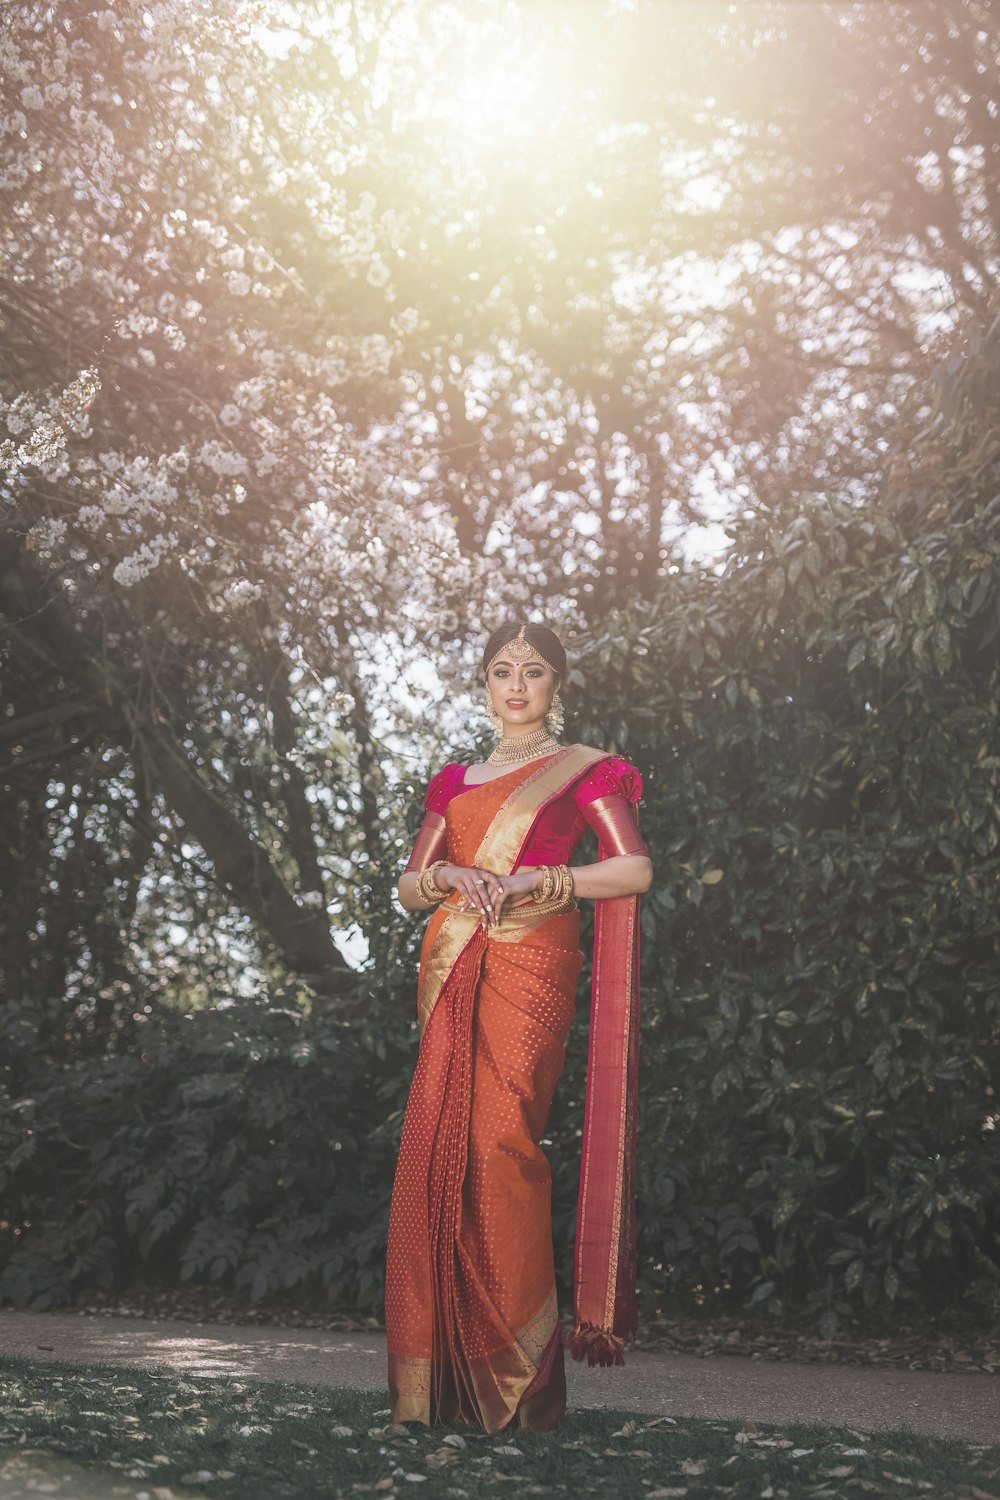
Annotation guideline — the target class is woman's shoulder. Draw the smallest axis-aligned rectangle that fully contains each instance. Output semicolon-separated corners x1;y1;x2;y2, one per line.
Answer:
423;760;468;813
569;742;641;776
570;746;643;806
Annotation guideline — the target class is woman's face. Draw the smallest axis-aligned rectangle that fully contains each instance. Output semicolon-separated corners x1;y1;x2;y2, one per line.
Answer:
487;654;558;732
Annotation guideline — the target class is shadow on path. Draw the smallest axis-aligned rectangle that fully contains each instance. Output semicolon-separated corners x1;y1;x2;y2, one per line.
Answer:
1;1309;996;1444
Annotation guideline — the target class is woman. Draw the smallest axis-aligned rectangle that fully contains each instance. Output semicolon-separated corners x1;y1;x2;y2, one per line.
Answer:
385;621;652;1434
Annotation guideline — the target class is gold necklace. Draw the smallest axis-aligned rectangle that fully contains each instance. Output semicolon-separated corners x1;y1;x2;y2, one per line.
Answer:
485;725;562;766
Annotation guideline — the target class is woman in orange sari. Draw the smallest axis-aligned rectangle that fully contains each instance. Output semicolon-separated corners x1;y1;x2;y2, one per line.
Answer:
385;621;652;1434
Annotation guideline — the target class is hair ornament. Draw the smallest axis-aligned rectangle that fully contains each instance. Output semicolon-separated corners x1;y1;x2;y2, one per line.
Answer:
484;624;558;679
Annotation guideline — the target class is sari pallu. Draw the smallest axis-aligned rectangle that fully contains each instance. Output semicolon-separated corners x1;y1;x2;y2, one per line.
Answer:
385;745;644;1433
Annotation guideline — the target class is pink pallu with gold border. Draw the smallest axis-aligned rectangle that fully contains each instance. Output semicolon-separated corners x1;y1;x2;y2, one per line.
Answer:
384;744;644;1432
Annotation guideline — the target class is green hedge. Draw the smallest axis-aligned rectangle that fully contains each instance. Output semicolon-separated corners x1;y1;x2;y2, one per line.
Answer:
551;444;1000;1333
0;982;409;1313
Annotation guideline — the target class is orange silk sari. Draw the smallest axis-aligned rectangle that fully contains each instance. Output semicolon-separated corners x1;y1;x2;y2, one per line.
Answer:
385;745;642;1433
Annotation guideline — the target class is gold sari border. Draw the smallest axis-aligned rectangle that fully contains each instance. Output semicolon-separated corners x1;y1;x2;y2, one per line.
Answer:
417;911;484;1037
471;744;606;875
389;1283;559;1427
416;745;610;1034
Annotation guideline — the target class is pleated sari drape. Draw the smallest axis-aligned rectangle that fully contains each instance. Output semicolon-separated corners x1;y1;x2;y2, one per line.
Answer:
384;746;642;1434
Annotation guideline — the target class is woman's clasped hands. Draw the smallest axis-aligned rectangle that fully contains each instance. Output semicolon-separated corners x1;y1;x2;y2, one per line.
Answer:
436;865;538;925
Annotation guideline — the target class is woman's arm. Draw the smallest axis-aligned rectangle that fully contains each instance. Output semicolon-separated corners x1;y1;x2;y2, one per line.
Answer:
570;757;652;898
489;852;652;913
397;870;438;911
400;854;651;924
566;851;652;899
397;864;507;918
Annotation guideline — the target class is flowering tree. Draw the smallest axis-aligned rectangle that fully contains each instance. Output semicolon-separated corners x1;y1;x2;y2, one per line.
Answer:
2;0;997;1024
0;2;501;1013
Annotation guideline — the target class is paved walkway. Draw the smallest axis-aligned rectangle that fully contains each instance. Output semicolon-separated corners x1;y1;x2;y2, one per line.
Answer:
1;1310;997;1445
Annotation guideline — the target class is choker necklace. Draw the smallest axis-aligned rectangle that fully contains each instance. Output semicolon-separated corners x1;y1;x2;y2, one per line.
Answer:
486;726;562;767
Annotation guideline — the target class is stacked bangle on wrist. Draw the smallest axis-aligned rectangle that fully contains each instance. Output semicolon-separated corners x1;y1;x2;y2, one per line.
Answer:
414;860;450;905
530;863;575;917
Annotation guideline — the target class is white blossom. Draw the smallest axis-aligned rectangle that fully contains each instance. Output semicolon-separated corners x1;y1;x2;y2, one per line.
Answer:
223;578;263;608
196;439;248;477
1;109;28;137
76;506;107;531
112;531;180;588
391;307;422;336
51;255;85;287
27;517;68;551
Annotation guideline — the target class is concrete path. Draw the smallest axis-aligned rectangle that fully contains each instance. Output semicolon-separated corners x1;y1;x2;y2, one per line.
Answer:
1;1310;997;1446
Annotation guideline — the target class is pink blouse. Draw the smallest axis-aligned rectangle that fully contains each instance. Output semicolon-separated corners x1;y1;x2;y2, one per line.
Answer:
404;754;648;874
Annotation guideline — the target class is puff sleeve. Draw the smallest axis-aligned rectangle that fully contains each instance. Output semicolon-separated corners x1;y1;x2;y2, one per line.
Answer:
423;762;463;815
573;756;648;858
402;763;461;873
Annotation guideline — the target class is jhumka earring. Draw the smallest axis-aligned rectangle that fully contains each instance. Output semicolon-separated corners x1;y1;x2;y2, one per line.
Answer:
485;693;505;736
545;690;565;737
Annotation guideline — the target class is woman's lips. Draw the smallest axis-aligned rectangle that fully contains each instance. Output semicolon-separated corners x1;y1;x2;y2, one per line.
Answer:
506;699;528;707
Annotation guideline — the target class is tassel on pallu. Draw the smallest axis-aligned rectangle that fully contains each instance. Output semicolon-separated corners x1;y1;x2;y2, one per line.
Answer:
564;1321;627;1367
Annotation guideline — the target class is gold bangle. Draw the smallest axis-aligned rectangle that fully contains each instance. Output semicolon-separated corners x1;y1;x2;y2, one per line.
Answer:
523;866;576;921
523;863;575;918
414;860;450;905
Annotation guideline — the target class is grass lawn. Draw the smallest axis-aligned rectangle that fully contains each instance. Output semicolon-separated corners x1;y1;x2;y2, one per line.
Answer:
1;1354;998;1499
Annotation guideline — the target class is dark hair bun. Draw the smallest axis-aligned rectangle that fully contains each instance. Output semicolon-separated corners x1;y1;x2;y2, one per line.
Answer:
481;621;567;679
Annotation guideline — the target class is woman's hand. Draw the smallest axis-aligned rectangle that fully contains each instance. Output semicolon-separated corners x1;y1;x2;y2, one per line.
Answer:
485;869;539;920
444;865;540;925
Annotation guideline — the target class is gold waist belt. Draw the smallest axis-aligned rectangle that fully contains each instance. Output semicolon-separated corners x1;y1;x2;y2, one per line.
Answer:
443;892;578;941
